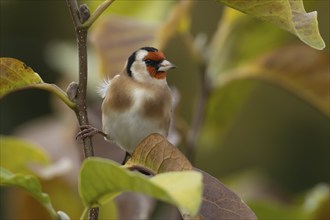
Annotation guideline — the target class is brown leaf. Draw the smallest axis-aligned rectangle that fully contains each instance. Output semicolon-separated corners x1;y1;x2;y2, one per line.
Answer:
125;134;257;219
90;15;158;79
124;133;192;175
218;45;329;116
257;45;329;116
196;168;258;220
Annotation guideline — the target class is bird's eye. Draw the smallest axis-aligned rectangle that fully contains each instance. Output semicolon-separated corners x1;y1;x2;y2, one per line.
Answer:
144;59;154;65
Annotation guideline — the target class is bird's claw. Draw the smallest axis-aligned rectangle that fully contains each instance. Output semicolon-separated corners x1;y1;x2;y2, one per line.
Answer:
76;125;106;140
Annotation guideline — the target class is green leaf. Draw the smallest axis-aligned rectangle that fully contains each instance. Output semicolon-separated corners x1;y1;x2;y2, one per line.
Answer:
219;0;325;50
79;158;202;216
0;167;59;220
150;172;201;216
0;57;43;98
201;79;258;146
248;183;329;220
249;200;306;219
0;136;50;173
208;7;291;77
0;58;75;109
87;0;175;22
98;200;118;220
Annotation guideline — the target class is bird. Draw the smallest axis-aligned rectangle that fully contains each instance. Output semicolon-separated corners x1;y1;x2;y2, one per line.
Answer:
77;47;176;161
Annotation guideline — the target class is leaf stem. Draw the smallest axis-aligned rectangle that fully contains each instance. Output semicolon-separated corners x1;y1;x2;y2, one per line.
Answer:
34;83;76;109
82;0;116;29
44;203;58;220
80;207;89;220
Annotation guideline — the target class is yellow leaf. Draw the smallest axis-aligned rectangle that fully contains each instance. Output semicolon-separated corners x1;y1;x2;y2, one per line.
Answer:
0;58;43;98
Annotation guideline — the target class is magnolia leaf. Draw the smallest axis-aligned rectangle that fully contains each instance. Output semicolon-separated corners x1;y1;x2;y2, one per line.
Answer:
218;45;329;116
0;167;60;220
99;200;118;220
197;168;257;219
219;0;325;50
208;7;291;78
0;57;43;98
0;58;75;108
124;134;192;174
125;134;257;219
0;136;50;173
79;158;202;216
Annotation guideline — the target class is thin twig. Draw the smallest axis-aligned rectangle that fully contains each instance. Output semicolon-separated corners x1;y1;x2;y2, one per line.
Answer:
186;65;210;162
82;0;116;29
66;0;80;28
184;8;241;161
180;32;211;163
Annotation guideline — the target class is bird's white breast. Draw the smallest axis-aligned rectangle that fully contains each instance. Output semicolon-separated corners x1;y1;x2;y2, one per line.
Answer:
102;85;170;153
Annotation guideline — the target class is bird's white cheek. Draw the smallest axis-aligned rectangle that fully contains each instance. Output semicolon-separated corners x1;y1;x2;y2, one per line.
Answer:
131;62;150;82
132;62;147;75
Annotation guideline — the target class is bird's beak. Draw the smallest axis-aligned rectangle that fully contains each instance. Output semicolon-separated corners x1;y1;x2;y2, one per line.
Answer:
158;60;176;72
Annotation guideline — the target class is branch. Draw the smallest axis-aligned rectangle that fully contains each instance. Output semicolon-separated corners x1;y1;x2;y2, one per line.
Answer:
65;0;99;219
66;0;94;158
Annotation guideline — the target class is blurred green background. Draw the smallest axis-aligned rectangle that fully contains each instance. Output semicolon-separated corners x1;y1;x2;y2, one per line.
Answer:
1;0;329;219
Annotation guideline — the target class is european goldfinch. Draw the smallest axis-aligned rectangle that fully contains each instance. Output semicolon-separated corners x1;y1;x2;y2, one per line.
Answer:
78;47;176;157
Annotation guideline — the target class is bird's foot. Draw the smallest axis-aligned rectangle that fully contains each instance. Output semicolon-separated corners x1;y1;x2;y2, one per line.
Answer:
76;125;106;140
